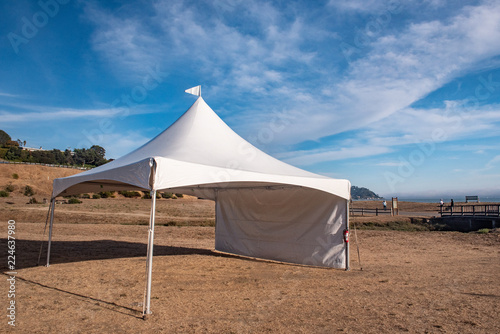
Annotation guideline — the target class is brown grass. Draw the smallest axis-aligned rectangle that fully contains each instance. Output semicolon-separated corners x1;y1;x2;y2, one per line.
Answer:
0;164;81;197
2;223;499;333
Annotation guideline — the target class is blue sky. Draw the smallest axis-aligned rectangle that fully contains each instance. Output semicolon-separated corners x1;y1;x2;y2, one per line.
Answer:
1;0;500;198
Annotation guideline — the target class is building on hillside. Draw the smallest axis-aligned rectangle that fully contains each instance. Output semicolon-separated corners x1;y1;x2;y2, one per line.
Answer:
23;146;46;152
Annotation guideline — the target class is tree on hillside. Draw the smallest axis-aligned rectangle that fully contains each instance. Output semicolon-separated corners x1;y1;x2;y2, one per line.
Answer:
72;148;87;166
0;130;11;147
73;145;107;166
4;146;22;160
5;140;19;147
90;145;106;165
64;149;74;165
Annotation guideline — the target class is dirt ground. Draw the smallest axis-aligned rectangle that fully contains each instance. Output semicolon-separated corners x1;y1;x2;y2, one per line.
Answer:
1;210;499;333
1;165;499;333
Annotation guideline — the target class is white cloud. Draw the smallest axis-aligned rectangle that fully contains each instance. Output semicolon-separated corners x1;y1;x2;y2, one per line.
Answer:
256;0;500;146
0;107;123;123
0;102;167;123
327;0;386;13
84;0;322;95
0;92;18;98
281;145;391;166
82;2;168;81
277;103;500;167
366;104;500;145
376;161;405;167
82;0;500;165
485;155;500;169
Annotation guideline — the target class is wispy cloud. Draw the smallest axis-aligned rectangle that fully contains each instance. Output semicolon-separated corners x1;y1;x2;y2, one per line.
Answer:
281;102;500;167
83;0;323;96
327;0;386;13
0;108;123;123
0;92;19;98
82;2;168;81
485;155;500;169
280;145;391;166
285;1;500;140
0;103;167;123
376;161;405;167
64;1;500;167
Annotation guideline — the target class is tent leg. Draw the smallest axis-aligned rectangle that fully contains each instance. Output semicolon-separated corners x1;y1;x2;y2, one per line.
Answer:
143;190;157;317
46;198;55;267
345;200;350;271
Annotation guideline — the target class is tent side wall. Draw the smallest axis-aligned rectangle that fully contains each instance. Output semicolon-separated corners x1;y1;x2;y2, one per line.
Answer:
214;187;347;268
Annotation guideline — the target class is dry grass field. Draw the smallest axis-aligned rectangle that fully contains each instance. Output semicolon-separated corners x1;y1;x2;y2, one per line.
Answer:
1;164;499;333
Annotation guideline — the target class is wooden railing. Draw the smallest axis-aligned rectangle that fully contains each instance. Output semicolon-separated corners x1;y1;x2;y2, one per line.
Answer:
350;208;392;216
439;204;500;217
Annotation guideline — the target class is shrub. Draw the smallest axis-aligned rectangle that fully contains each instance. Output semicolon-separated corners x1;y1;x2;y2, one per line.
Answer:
0;190;9;197
81;193;90;199
119;190;142;198
5;184;14;192
24;185;35;196
98;191;115;198
92;194;101;199
161;192;174;199
28;197;38;204
68;198;82;204
142;191;161;199
477;228;490;234
175;193;184;198
12;173;19;179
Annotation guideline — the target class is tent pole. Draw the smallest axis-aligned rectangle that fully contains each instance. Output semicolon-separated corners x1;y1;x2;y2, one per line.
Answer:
143;190;157;317
345;200;350;271
46;198;55;267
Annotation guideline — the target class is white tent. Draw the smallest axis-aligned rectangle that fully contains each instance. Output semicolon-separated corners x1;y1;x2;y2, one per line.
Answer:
46;90;351;316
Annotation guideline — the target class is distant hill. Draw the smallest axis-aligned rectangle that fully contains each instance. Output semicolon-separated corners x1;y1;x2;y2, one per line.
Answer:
351;186;382;200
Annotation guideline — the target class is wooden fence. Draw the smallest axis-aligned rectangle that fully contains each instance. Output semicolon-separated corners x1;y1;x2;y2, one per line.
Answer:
350;207;392;216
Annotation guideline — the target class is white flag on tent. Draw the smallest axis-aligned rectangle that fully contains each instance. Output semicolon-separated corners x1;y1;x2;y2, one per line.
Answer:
185;85;201;96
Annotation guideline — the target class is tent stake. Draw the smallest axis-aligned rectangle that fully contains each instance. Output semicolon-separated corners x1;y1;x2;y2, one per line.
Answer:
46;198;55;267
143;190;157;318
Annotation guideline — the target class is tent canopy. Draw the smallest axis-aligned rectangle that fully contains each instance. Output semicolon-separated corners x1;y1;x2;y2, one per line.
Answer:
49;94;351;315
53;97;350;201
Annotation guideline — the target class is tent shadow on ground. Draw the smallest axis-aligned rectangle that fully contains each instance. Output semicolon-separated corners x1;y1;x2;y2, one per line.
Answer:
1;272;145;319
2;238;218;270
2;239;228;320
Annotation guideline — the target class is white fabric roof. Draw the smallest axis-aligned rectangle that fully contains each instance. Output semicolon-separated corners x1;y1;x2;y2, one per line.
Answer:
53;97;350;199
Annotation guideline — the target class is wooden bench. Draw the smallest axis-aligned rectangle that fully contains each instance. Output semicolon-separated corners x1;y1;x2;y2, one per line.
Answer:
465;196;479;203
